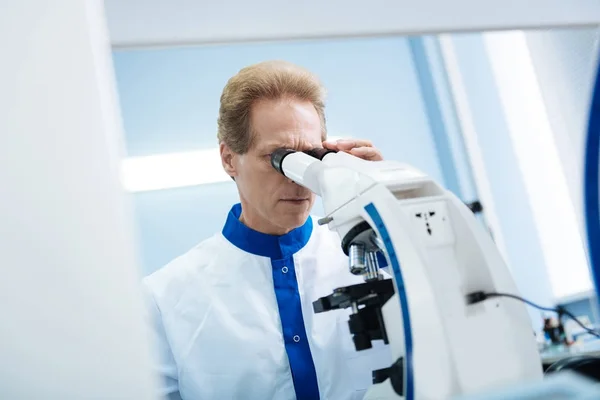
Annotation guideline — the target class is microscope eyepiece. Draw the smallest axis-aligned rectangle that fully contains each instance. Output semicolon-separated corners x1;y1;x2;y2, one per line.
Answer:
303;148;337;160
271;147;338;176
270;148;296;176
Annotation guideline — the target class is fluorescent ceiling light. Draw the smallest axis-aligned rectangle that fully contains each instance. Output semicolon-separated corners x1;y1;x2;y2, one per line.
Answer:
121;136;343;193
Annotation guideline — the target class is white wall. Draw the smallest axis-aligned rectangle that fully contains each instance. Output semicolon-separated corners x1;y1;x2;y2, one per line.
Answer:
525;28;600;241
439;28;599;306
483;30;592;300
438;34;556;323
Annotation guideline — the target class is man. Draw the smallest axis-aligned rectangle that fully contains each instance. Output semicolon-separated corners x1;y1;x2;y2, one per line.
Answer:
142;60;391;400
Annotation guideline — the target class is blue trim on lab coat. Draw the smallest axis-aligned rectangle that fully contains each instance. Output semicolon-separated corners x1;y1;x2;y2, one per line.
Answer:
222;203;320;399
222;203;313;259
271;257;320;400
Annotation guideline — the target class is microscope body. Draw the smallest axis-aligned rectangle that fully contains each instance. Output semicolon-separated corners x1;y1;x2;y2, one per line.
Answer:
272;149;543;399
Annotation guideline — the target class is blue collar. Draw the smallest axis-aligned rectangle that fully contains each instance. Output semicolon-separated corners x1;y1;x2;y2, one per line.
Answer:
222;203;313;260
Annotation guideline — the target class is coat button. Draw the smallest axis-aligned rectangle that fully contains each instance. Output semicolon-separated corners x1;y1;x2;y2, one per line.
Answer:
282;266;288;273
293;335;300;343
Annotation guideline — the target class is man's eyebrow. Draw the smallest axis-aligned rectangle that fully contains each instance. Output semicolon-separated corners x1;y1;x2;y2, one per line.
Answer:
260;142;322;152
261;143;294;152
259;143;290;152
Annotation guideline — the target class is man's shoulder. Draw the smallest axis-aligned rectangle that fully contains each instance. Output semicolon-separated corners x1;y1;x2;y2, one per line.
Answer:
142;233;230;303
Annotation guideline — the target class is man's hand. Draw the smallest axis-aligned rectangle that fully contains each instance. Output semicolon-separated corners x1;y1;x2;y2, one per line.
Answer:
322;138;383;161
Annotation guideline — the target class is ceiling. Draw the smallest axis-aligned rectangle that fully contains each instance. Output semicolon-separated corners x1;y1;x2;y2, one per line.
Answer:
104;0;600;49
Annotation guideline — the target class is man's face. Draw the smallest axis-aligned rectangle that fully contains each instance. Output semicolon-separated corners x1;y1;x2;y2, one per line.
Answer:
222;97;323;235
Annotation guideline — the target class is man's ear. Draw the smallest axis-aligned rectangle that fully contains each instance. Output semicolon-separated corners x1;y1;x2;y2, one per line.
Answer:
220;142;237;179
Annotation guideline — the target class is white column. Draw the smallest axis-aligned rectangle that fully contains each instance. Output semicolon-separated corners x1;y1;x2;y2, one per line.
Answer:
483;31;592;300
437;36;510;264
0;1;157;398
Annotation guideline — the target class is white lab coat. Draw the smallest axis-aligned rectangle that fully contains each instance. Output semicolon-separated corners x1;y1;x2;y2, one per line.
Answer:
142;203;391;400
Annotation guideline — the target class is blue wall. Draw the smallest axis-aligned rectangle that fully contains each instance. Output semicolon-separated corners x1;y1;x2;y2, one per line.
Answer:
112;37;448;275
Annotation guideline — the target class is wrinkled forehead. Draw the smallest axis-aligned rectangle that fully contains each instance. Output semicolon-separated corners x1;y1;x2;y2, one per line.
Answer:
249;98;323;152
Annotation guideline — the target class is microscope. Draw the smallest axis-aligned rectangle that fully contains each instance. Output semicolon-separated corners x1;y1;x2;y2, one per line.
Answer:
271;147;544;399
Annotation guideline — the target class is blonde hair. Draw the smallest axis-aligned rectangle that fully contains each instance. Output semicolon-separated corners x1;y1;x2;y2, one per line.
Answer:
217;60;327;154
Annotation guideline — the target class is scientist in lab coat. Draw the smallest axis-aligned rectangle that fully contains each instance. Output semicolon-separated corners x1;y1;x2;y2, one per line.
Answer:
142;60;392;400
